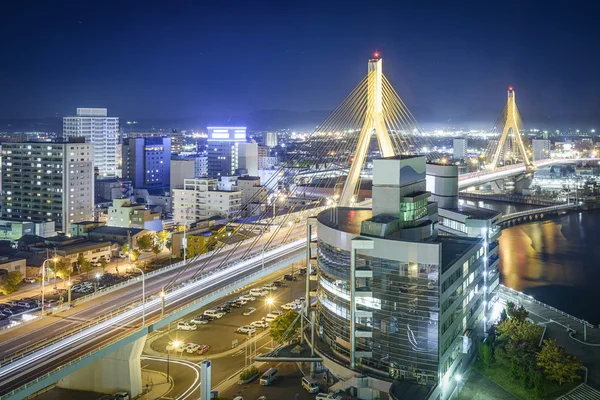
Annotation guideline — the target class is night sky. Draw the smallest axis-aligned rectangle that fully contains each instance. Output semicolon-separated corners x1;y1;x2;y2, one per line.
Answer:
1;1;598;128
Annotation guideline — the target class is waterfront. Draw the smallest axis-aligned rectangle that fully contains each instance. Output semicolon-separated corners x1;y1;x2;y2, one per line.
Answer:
464;199;600;324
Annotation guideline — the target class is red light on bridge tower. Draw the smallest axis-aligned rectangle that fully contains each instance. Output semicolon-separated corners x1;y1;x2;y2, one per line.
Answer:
508;86;514;91
373;51;380;59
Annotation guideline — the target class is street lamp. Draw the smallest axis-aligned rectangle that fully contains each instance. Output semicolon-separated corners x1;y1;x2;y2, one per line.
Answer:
131;266;146;326
167;339;182;384
160;288;166;317
41;257;57;316
67;280;72;307
183;219;190;264
94;272;101;292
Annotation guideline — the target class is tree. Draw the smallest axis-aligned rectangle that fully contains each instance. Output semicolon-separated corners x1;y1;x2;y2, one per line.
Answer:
537;339;582;385
79;258;93;277
270;310;301;342
152;244;161;259
532;370;545;399
137;234;153;252
157;230;170;248
130;249;140;263
0;271;23;295
478;342;494;369
507;304;529;323
121;243;131;256
496;318;541;346
99;258;109;274
54;258;72;284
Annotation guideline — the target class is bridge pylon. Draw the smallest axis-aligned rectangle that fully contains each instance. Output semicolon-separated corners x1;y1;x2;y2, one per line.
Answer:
339;56;395;207
488;88;533;171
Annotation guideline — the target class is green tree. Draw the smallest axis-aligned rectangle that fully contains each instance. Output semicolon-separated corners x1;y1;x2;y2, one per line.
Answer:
130;249;140;263
79;259;93;277
269;310;301;342
54;258;72;284
537;339;582;385
0;271;23;295
532;370;545;399
157;230;170;248
137;234;153;252
508;304;529;323
478;342;494;369
121;243;131;256
152;244;161;259
509;361;519;381
99;258;109;274
496;318;541;346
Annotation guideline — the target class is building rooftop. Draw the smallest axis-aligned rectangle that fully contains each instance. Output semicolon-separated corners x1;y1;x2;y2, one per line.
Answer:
438;235;481;272
89;226;145;237
446;204;501;220
57;240;112;255
317;207;373;235
71;221;101;226
237;176;260;181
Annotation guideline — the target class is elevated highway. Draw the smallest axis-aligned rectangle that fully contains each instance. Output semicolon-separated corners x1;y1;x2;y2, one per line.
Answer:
458;158;600;190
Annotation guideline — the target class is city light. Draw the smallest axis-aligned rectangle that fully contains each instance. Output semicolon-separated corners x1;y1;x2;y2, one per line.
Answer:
266;297;274;306
455;374;462;382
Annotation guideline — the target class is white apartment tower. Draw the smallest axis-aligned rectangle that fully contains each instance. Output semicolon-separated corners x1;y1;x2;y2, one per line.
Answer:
63;108;119;177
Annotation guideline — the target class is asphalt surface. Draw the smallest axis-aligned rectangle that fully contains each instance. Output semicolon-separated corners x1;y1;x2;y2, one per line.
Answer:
223;362;318;400
0;227;307;396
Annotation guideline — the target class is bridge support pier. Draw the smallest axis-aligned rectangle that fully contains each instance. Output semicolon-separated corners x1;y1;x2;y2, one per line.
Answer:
57;335;147;397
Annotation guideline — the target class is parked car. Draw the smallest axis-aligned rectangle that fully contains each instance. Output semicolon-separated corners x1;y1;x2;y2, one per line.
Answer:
283;274;297;281
204;310;225;319
227;301;242;308
239;295;256;302
197;344;210;355
216;304;232;313
190;315;210;324
177;321;197;331
249;288;268;297
315;394;341;400
272;280;285;287
236;325;257;334
183;343;201;353
298;268;307;276
236;299;248;306
262;285;277;291
23;277;36;283
113;392;130;400
243;307;256;316
250;320;269;329
44;300;59;308
302;377;320;393
281;303;297;311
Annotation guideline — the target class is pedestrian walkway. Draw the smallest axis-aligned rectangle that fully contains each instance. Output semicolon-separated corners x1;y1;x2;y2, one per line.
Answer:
499;285;600;390
559;384;600;400
137;369;172;400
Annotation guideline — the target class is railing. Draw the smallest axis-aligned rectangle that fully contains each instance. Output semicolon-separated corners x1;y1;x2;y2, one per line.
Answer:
496;204;577;224
0;238;303;368
499;285;596;328
0;249;303;400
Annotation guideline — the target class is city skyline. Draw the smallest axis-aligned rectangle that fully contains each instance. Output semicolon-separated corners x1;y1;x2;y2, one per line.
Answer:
1;1;599;129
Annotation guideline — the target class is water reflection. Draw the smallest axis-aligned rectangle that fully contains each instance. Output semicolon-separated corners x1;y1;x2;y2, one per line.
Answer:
462;199;599;323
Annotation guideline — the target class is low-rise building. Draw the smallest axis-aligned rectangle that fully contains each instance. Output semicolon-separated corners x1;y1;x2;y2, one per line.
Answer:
107;198;162;231
0;219;56;242
172;178;243;223
95;178;133;202
171;225;229;258
54;240;113;269
86;226;151;248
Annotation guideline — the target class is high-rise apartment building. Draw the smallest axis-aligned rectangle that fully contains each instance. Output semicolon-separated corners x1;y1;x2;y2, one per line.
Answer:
265;131;278;147
122;137;171;189
532;139;551;161
1;141;94;232
172;178;242;223
453;137;467;160
311;155;500;400
63;108;119;177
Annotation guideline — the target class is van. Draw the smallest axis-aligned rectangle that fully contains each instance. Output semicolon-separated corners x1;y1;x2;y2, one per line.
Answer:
203;309;225;319
263;311;283;323
249;288;268;297
301;376;320;393
260;368;278;385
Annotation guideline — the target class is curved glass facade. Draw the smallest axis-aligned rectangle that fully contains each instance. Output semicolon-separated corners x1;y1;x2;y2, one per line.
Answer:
316;238;440;384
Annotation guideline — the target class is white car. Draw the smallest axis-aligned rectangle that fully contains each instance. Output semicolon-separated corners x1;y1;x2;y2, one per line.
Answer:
262;285;278;291
204;310;225;319
243;307;257;316
177;321;197;331
250;320;269;329
239;295;256;302
315;394;342;400
183;343;201;353
281;303;297;311
236;325;257;334
249;289;268;297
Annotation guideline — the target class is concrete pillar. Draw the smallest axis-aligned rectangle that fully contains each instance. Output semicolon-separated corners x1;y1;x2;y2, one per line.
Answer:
58;335;147;397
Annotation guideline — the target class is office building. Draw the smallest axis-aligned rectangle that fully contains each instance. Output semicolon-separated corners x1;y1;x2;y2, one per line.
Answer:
258;145;277;169
170;155;209;191
206;127;257;177
453;138;467;160
122;136;171;189
311;155;500;400
265;131;278;147
1;141;94;233
95;178;133;202
532;139;551;161
172;178;242;223
63;108;119;177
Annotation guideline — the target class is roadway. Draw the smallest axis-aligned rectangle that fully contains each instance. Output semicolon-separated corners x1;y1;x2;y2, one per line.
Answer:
0;227;307;397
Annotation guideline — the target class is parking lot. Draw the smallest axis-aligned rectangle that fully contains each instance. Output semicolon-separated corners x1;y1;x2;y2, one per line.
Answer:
151;270;311;356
